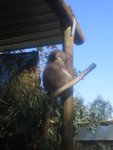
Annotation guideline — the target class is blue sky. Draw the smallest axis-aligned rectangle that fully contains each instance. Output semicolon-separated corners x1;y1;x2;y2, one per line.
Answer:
65;0;113;105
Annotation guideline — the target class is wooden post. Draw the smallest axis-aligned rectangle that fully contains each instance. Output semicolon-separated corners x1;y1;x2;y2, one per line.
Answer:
62;25;74;150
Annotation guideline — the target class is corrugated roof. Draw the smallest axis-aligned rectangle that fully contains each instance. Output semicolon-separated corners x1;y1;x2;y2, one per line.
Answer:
0;0;84;51
75;125;113;141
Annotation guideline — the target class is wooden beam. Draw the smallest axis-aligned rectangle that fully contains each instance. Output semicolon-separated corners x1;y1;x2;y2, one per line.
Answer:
46;0;84;45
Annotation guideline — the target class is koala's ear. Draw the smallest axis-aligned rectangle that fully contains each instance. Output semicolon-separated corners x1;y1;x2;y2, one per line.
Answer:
47;51;56;63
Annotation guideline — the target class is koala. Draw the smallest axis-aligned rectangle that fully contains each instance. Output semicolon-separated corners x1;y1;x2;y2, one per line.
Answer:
43;50;72;95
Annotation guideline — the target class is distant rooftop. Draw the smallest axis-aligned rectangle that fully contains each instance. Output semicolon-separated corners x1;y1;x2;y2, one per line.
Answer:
75;125;113;141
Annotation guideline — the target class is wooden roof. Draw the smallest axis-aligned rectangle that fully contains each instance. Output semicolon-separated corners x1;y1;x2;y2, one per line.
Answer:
0;0;84;51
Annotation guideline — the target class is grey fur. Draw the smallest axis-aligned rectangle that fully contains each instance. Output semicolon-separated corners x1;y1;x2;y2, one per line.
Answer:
43;50;72;95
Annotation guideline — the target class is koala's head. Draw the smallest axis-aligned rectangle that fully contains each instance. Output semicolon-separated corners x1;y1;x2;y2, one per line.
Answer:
47;50;67;64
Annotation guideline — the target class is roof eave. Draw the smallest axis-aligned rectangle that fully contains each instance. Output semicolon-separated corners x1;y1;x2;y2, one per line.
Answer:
46;0;84;45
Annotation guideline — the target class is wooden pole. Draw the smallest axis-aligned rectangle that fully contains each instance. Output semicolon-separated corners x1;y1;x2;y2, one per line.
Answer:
62;25;74;150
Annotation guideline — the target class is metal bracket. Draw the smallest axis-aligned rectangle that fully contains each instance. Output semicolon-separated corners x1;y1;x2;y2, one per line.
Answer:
71;17;77;37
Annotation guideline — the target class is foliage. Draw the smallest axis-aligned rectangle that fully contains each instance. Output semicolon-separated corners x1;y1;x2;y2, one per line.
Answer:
73;95;113;130
73;95;113;150
73;68;81;78
1;48;113;150
0;64;64;150
89;95;113;121
73;96;86;133
0;69;51;150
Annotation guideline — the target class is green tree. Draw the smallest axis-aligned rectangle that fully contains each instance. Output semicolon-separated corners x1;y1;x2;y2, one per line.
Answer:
73;95;113;150
73;95;113;132
0;69;51;150
89;95;113;121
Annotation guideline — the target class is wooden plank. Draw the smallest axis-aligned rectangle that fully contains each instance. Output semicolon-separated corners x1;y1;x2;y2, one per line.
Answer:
0;36;62;51
0;28;61;44
1;21;59;36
